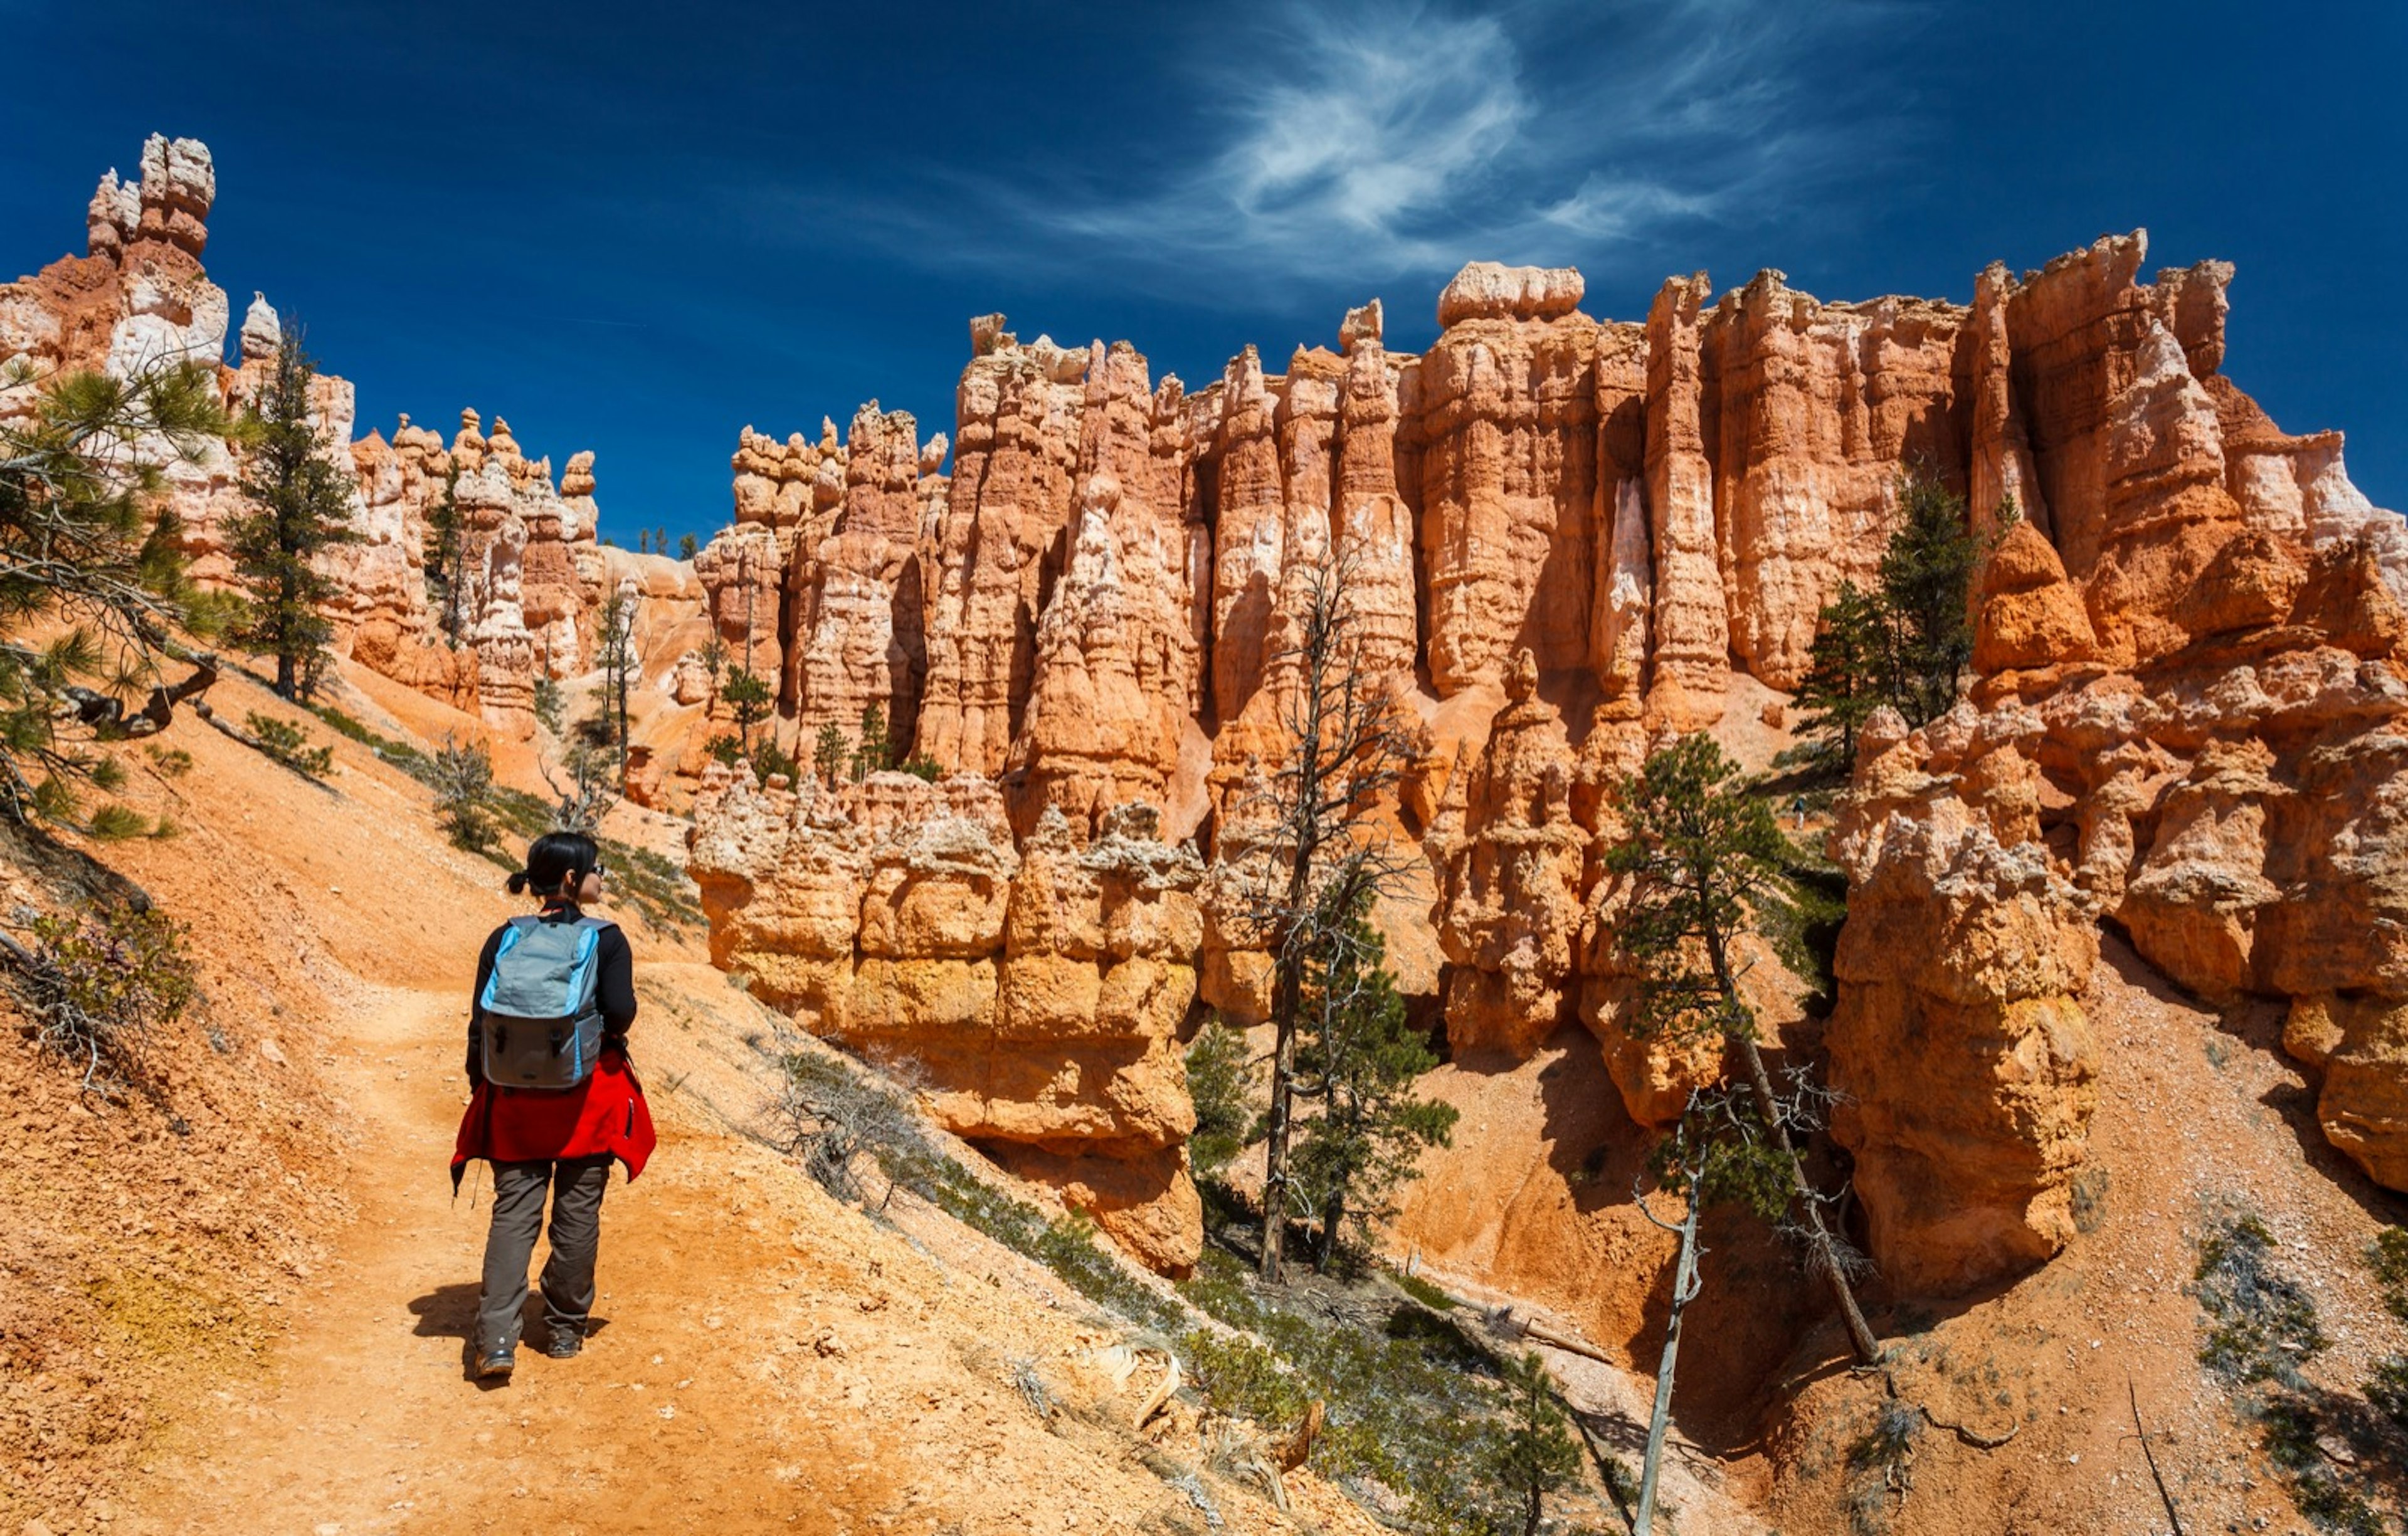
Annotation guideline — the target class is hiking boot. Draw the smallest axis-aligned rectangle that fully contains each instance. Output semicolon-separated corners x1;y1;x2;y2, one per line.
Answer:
542;1327;583;1360
475;1349;515;1381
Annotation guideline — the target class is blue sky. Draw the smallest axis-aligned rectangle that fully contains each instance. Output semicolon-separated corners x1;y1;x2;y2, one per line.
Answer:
2;0;2400;545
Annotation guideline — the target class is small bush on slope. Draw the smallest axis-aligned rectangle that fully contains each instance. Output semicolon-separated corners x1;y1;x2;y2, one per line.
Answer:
426;734;497;851
2191;1213;2405;1533
244;712;332;777
4;902;198;1092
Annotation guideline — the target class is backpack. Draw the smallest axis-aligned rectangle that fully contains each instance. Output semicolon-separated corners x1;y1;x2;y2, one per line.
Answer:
477;915;615;1090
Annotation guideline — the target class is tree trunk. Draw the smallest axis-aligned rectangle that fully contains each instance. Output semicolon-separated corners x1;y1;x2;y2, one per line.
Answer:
1523;1482;1541;1536
1699;888;1881;1369
1635;1177;1703;1536
1735;1034;1881;1365
1316;1186;1345;1274
1259;999;1296;1282
1259;799;1319;1283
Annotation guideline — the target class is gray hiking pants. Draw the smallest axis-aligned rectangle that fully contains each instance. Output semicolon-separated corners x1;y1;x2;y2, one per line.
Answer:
475;1155;611;1357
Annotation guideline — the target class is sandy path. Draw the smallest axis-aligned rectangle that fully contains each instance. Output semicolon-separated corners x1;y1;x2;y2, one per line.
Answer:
120;984;890;1536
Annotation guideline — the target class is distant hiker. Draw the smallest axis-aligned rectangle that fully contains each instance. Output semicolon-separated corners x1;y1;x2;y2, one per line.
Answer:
1791;793;1809;829
452;831;655;1382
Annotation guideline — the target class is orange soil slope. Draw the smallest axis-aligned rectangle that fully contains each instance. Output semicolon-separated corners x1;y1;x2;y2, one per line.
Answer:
0;657;1376;1536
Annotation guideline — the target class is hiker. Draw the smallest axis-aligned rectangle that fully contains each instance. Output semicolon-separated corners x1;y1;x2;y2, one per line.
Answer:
451;831;655;1382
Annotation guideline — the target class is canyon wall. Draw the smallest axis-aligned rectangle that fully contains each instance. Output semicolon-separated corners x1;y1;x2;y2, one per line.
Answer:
686;766;1205;1273
692;231;2408;1285
0;136;616;740
9;136;2405;1294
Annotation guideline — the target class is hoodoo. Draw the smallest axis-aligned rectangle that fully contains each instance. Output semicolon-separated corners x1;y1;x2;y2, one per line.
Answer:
671;230;2408;1280
9;142;2404;1277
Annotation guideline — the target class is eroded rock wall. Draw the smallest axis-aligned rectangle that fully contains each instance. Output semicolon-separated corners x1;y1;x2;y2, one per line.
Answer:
690;233;2406;1276
1815;246;2408;1288
686;766;1203;1273
0;137;616;741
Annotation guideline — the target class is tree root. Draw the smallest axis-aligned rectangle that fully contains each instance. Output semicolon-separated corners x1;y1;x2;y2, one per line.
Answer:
1881;1367;2020;1449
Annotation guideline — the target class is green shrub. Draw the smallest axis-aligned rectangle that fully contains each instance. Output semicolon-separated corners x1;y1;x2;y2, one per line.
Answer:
775;1051;927;1205
1181;1328;1308;1426
1174;1249;1548;1535
1184;1017;1257;1182
1847;1401;1921;1534
2370;1355;2408;1431
1394;1270;1457;1313
11;903;198;1090
85;803;149;841
142;745;193;777
296;698;426;772
2191;1218;2402;1533
2370;1228;2408;1322
2069;1165;2110;1234
752;739;801;784
2194;1214;2325;1384
245;712;333;777
427;734;498;851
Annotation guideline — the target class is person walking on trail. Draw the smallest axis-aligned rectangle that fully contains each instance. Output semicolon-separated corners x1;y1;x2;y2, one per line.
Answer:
452;831;656;1382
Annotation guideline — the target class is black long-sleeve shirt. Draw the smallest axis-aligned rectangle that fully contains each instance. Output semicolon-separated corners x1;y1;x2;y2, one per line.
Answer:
465;902;636;1079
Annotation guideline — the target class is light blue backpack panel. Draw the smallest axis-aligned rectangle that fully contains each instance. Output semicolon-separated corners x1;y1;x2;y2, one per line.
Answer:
478;915;614;1090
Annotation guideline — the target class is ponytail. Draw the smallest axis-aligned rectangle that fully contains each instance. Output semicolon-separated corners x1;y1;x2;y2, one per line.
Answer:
509;831;599;901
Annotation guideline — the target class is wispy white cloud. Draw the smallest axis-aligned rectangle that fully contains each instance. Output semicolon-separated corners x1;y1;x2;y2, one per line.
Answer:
767;0;1914;305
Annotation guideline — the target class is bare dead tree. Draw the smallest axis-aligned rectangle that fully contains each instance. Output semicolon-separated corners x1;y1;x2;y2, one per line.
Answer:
1228;541;1420;1283
1629;1087;1794;1535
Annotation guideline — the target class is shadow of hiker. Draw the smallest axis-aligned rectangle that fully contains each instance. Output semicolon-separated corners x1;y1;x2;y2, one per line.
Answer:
408;1283;480;1342
411;1283;615;1387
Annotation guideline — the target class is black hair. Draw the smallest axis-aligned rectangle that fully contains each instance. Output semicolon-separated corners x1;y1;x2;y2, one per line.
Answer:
507;831;599;899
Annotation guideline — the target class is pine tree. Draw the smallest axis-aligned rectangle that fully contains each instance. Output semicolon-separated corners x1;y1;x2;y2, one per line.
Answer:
1878;468;1981;727
678;532;699;561
229;334;362;700
1793;579;1888;763
1289;887;1457;1271
0;359;233;822
594;587;636;765
532;675;564;736
813;720;847;785
722;668;773;751
1489;1352;1582;1536
1606;732;1883;1366
1183;1018;1259;1184
850;702;890;781
422;466;468;647
1238;545;1417;1283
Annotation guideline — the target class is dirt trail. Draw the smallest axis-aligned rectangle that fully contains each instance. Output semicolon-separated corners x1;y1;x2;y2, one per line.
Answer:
121;983;894;1536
